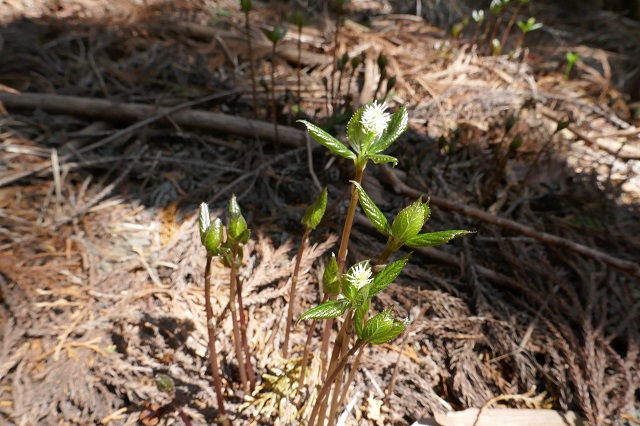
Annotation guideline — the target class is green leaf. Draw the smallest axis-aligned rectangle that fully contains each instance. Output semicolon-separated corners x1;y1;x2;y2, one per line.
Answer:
354;300;369;339
323;254;340;296
369;254;410;298
204;218;224;256
391;198;426;243
346;104;367;154
404;230;471;248
351;181;390;236
361;308;393;342
362;154;398;167
352;283;371;309
297;299;350;323
198;202;211;244
298;120;356;160
302;188;328;230
228;195;248;243
370;105;408;154
370;317;408;345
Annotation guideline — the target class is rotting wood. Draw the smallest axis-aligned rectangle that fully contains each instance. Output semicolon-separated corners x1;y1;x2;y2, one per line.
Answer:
380;165;640;278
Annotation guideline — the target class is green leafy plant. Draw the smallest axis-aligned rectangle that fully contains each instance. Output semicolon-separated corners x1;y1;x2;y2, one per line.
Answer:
263;25;288;144
199;197;255;400
282;188;328;357
515;17;542;53
297;101;470;425
565;51;579;79
485;0;510;56
497;0;530;56
287;11;314;106
471;9;485;46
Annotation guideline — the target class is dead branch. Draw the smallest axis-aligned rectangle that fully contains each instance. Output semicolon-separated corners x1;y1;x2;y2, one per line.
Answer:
380;166;640;278
0;92;306;148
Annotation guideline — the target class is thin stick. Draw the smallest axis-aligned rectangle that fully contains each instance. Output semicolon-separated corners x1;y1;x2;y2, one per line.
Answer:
204;257;229;426
244;10;258;116
337;343;365;411
283;227;312;357
298;293;329;389
271;42;280;144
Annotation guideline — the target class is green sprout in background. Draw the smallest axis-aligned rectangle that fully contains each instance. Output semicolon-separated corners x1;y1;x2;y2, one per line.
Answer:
565;51;579;79
515;17;543;53
263;24;288;144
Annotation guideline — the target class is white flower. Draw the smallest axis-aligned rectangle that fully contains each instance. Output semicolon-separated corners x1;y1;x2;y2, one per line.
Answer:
361;101;391;136
345;261;373;289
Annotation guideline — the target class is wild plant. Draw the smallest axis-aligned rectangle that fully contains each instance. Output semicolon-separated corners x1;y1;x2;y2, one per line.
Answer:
565;51;579;80
515;17;542;53
485;0;510;56
497;0;530;56
297;101;470;425
287;11;314;106
372;53;387;102
471;9;485;47
263;25;288;144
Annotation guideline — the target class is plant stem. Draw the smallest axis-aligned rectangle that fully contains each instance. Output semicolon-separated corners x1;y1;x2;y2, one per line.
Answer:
299;292;330;390
308;341;365;426
336;342;365;410
283;227;312;357
244;10;258;116
485;14;504;56
319;164;365;378
271;42;280;144
236;275;256;391
326;315;352;426
498;3;523;56
229;246;249;393
330;13;342;114
336;165;365;273
204;257;229;426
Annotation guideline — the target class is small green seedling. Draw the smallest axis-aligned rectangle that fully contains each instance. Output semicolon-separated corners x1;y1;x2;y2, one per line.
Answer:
263;25;288;143
515;17;542;52
565;51;579;79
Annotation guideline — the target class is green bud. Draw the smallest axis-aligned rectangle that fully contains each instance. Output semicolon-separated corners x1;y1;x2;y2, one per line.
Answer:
263;25;288;45
302;188;328;230
391;197;426;243
204;218;224;256
198;202;211;244
228;195;249;244
323;253;340;296
350;56;361;69
386;76;397;94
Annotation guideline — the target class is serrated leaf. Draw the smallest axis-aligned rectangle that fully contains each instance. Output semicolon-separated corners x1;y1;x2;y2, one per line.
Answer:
354;300;369;339
361;309;393;342
422;199;431;223
362;154;398;167
391;198;425;243
346;105;367;153
369;105;408;153
369;254;410;298
352;283;371;309
302;188;328;230
323;254;340;296
404;230;471;248
298;120;355;160
297;299;350;323
351;181;390;236
370;317;408;345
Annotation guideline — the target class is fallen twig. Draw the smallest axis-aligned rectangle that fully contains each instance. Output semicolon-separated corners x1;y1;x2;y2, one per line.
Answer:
380;166;640;278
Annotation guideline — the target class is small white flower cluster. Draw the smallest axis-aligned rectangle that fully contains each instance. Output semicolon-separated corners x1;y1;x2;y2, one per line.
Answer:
346;261;373;289
361;101;391;136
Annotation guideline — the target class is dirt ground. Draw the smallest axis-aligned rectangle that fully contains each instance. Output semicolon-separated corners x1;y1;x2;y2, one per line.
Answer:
0;0;639;425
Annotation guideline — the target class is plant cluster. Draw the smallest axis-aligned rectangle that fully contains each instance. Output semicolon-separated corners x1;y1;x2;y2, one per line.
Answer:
196;100;470;424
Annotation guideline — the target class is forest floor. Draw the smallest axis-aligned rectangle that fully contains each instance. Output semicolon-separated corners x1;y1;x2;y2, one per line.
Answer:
0;0;639;425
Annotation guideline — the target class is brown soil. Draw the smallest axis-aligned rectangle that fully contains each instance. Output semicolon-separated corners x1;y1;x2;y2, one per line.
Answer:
0;0;639;425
